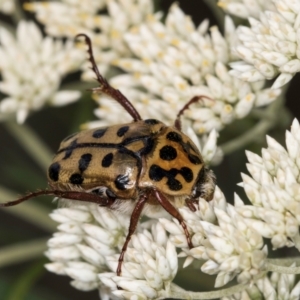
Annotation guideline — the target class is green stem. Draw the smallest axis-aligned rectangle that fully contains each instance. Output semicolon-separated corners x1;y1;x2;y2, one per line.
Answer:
0;238;48;268
266;258;300;274
168;257;300;299
267;257;300;266
5;121;53;170
153;0;161;12
11;0;25;23
220;95;288;155
0;186;56;232
0;21;15;34
221;118;274;155
168;272;267;299
7;259;46;300
202;0;225;30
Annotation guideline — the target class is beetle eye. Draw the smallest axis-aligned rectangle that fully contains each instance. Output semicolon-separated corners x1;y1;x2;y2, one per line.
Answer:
192;189;201;198
106;189;116;199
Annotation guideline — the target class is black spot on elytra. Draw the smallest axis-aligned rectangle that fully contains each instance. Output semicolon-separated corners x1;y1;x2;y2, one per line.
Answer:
149;164;193;191
140;137;155;156
69;173;84;184
117;126;129;137
92;128;107;138
102;153;113;167
62;132;78;142
159;145;177;161
167;178;182;191
180;167;193;182
188;153;201;165
48;162;60;182
179;140;202;165
166;131;182;142
63;140;77;159
144;119;159;125
79;153;92;172
149;164;165;181
115;174;130;190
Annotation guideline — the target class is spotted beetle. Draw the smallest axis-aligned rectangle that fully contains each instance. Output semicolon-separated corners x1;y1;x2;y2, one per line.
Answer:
0;34;216;276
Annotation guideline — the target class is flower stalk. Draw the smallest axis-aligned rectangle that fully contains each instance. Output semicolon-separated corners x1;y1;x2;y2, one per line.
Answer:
5;121;53;170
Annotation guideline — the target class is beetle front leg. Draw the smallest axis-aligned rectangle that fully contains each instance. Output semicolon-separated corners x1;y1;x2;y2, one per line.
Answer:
152;189;194;249
185;198;198;212
117;193;148;276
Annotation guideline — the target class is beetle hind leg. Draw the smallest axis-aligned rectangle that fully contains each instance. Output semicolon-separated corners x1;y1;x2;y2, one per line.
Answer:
117;193;148;276
0;189;115;207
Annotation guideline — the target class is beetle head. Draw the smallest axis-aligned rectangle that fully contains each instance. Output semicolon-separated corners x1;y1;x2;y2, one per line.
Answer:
192;167;216;201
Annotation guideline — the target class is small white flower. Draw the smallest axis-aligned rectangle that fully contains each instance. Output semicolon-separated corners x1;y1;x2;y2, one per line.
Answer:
0;0;14;14
25;0;154;76
230;0;300;88
217;0;276;19
186;127;223;165
0;21;84;123
237;119;300;250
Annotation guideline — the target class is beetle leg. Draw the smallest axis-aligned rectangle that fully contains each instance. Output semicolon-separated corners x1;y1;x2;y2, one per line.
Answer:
174;95;213;130
185;198;198;212
0;190;114;207
152;189;194;249
117;193;148;276
76;34;142;122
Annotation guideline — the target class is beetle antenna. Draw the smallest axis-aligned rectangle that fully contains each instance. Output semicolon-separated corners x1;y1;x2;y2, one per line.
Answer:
174;95;213;130
76;33;142;122
0;189;113;207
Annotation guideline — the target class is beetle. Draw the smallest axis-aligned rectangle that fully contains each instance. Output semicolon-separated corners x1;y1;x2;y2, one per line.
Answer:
0;34;216;276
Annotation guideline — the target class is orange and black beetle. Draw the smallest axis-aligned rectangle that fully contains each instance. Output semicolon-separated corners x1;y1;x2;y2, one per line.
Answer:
1;34;216;276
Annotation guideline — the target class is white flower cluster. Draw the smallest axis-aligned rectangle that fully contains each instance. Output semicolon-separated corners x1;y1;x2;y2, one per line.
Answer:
230;0;300;89
46;202;178;299
237;118;300;250
45;203;130;298
217;0;276;19
222;268;300;300
0;21;84;123
95;4;280;135
25;0;154;76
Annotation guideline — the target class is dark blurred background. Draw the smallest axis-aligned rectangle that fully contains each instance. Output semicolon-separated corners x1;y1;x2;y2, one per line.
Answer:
0;0;299;299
